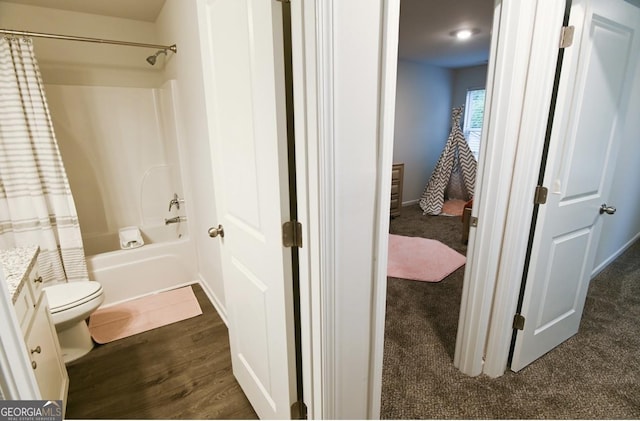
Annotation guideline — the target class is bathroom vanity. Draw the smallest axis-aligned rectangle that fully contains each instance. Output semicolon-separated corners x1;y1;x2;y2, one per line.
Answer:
2;247;69;408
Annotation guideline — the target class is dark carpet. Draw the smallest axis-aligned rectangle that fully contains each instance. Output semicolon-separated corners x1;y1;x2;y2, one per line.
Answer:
382;204;640;419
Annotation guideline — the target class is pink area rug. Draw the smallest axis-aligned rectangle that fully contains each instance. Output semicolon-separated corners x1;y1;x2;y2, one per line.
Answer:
387;234;466;282
88;286;203;344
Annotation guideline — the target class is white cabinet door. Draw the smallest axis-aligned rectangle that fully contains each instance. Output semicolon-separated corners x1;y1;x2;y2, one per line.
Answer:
25;296;69;408
198;0;296;418
511;0;640;371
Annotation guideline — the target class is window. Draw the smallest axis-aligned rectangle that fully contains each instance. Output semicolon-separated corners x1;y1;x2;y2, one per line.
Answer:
463;88;485;160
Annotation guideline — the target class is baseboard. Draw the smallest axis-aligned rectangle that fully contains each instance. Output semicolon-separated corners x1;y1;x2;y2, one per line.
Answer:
402;199;419;207
196;275;228;327
591;232;640;279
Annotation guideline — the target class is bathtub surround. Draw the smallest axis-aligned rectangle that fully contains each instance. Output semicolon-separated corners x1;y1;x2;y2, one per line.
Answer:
47;81;185;256
0;36;88;284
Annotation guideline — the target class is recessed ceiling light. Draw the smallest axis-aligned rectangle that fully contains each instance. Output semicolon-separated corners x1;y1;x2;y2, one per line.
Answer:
451;28;480;40
456;29;473;39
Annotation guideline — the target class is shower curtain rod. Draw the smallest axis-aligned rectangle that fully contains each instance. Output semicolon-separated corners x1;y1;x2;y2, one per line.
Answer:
0;29;177;53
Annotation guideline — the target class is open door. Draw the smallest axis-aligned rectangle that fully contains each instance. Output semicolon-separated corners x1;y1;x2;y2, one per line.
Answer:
511;0;640;371
198;0;297;418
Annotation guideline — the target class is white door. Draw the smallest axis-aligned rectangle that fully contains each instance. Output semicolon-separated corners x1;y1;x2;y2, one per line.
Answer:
511;0;640;371
198;0;297;418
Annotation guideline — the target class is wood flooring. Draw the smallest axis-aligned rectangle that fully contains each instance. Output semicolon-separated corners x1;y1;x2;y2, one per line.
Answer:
65;284;258;420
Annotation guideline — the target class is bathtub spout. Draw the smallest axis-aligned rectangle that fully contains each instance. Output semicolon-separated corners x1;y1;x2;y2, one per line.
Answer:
165;216;186;225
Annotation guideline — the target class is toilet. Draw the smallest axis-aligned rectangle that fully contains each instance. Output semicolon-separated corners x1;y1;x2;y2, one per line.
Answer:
44;281;105;364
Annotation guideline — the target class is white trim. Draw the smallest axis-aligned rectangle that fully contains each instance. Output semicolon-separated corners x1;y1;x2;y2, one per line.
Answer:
368;0;400;418
290;0;323;418
288;0;337;418
314;1;337;418
454;0;510;376
591;233;640;279
195;276;228;326
0;274;40;400
482;0;566;377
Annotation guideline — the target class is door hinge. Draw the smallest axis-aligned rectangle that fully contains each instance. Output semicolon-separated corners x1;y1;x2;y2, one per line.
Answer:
534;186;548;205
283;220;303;248
560;25;575;48
513;314;526;330
291;401;308;420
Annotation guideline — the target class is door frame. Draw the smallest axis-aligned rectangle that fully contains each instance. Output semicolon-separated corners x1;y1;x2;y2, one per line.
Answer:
289;1;401;418
457;0;569;377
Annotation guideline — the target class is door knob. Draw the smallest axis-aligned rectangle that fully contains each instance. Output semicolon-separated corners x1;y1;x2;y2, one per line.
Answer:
208;224;224;238
599;204;616;215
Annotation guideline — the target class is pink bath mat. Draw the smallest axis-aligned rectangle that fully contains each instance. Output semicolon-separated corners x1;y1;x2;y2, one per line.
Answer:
88;286;203;344
387;234;466;282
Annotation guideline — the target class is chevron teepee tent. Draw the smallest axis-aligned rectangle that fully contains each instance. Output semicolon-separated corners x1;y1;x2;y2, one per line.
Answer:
419;107;477;215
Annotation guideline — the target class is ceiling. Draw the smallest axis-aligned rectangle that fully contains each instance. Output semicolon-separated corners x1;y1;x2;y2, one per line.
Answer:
398;0;495;68
1;0;166;22
2;0;494;68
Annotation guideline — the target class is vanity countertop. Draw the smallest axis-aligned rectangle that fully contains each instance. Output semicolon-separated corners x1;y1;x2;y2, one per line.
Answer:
1;245;39;303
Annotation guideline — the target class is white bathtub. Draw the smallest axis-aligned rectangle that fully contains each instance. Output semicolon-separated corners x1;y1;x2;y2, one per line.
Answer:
85;225;198;306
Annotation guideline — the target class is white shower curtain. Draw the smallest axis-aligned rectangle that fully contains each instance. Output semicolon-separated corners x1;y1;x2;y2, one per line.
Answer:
0;36;88;284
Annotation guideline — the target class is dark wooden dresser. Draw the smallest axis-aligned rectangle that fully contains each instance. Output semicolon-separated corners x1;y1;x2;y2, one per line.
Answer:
390;163;404;218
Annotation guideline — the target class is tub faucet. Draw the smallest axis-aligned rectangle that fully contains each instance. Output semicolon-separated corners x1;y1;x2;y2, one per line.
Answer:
165;216;186;225
169;193;184;211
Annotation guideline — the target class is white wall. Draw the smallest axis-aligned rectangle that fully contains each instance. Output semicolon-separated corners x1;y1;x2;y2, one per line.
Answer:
593;51;640;272
0;2;163;88
156;0;226;315
393;60;452;203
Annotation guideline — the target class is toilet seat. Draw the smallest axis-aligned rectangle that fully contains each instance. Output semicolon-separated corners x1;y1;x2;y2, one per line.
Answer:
45;281;104;313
